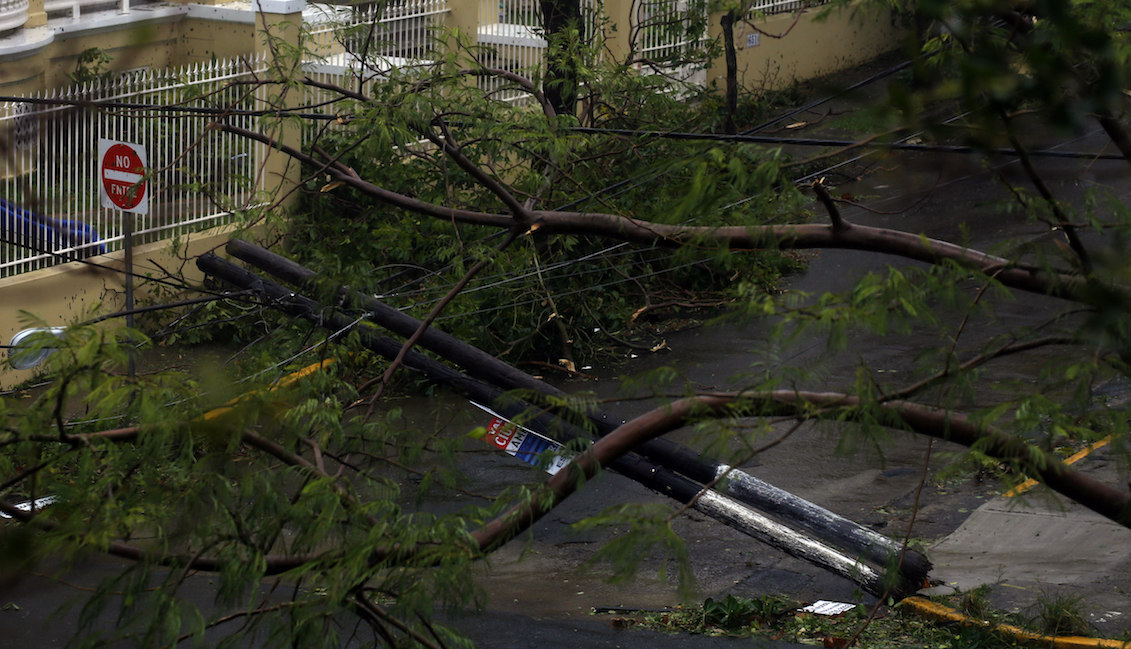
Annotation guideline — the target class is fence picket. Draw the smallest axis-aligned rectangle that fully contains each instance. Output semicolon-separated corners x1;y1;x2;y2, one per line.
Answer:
0;56;274;277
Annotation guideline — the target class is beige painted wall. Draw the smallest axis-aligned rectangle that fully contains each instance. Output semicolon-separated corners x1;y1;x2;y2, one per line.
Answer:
0;2;906;95
0;15;261;95
709;4;904;91
0;226;236;388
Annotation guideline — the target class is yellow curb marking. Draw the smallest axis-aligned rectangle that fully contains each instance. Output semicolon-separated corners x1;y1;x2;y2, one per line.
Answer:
901;596;1130;649
201;358;336;422
1003;436;1111;498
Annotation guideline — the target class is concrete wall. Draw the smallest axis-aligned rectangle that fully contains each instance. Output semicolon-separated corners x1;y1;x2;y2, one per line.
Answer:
0;10;265;96
0;225;236;388
708;4;904;91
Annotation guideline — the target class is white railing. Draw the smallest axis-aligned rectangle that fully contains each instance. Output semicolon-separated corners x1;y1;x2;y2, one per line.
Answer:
44;0;142;19
474;0;605;103
638;0;695;62
476;0;544;102
0;58;268;277
306;1;448;67
635;0;709;86
0;0;27;33
303;1;447;109
747;0;830;17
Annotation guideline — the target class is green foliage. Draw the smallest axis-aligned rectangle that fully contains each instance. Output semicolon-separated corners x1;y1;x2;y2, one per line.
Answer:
701;593;791;630
892;0;1131;140
635;589;1098;647
289;30;805;364
633;593;794;635
0;313;503;647
68;48;112;85
958;584;994;619
8;3;1131;648
1028;591;1093;637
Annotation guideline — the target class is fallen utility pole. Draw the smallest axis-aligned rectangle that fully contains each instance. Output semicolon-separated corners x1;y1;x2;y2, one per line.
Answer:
197;252;914;597
224;239;931;584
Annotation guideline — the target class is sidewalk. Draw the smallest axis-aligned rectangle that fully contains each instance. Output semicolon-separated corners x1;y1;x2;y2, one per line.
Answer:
923;444;1131;638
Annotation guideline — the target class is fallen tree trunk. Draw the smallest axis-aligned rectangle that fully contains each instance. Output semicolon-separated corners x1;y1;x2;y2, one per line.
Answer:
224;238;932;583
197;252;916;598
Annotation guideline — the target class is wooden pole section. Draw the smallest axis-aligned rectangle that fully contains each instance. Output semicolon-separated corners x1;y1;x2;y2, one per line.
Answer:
196;252;918;597
216;241;932;588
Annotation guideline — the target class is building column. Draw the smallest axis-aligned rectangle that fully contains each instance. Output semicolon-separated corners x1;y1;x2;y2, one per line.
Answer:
254;0;305;209
598;0;635;65
26;0;46;28
443;0;481;57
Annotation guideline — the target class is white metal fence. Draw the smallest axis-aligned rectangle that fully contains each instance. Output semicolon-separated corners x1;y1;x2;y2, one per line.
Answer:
476;0;547;101
0;58;267;278
747;0;831;17
305;0;448;77
637;0;705;63
0;0;771;278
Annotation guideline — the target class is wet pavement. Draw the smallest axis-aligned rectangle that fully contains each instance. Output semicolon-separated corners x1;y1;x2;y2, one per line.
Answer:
3;57;1131;648
455;61;1131;645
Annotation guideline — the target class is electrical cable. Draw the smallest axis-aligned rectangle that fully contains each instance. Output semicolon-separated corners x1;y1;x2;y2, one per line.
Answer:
233;312;367;385
0;95;344;122
430;256;719;322
347;57;919;302
549;59;917;213
564;127;1124;161
79;290;258;327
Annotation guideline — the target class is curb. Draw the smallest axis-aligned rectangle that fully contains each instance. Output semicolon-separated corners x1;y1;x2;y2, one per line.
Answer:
1002;436;1112;498
901;596;1131;649
201;358;336;422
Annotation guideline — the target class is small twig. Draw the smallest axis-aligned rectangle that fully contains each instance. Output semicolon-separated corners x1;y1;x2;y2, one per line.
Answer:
351;591;446;649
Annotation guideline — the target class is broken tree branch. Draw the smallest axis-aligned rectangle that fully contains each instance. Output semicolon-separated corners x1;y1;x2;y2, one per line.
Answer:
199;252;916;596
224;239;933;582
213;124;1089;303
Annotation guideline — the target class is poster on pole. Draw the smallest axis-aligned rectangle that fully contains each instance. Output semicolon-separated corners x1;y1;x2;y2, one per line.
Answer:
98;138;148;215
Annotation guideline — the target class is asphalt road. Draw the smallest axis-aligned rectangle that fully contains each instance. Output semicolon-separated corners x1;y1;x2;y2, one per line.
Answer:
3;57;1131;649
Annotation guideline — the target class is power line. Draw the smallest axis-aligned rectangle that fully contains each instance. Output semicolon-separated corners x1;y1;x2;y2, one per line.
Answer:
0;95;342;122
565;127;1124;161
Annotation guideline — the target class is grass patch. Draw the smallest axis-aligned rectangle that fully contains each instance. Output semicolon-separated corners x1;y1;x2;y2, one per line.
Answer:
1027;591;1092;637
619;588;1104;648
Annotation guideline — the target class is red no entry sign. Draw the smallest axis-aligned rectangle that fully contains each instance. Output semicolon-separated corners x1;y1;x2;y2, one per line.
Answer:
98;139;148;214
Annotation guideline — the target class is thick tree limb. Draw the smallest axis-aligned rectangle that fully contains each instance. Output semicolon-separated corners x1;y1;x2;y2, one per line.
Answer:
19;384;1115;596
215;124;1087;302
200;254;914;595
1097;110;1131;170
720;390;1131;528
223;239;933;582
476;385;1131;546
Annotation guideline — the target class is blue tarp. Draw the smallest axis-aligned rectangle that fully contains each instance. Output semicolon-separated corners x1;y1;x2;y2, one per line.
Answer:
0;199;106;258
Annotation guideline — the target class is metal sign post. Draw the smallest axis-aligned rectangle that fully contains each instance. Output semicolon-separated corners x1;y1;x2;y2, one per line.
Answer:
98;138;149;378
